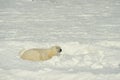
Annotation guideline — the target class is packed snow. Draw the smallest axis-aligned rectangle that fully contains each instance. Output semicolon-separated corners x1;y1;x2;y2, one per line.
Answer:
0;0;120;80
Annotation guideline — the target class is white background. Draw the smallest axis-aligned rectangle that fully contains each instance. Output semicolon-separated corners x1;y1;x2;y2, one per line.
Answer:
0;0;120;80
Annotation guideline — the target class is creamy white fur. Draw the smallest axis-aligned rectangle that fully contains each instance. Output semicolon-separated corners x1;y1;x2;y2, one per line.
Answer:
20;46;61;61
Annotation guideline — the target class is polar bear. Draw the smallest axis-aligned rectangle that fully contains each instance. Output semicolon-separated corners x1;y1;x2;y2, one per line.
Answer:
20;46;62;61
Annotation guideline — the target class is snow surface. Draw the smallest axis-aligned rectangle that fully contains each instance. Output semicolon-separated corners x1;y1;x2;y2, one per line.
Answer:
0;0;120;80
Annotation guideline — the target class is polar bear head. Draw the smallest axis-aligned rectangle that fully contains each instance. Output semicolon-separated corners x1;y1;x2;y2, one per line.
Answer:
49;46;62;56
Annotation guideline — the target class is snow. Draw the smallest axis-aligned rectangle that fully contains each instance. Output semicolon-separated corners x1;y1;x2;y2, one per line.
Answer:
0;0;120;80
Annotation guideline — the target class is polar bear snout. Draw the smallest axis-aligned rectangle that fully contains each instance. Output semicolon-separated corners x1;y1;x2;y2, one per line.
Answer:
59;48;62;53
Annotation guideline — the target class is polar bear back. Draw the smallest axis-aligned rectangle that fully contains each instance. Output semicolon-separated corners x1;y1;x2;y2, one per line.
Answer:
20;49;51;61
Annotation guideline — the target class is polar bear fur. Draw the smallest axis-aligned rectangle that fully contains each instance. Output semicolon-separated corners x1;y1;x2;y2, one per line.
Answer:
20;46;62;61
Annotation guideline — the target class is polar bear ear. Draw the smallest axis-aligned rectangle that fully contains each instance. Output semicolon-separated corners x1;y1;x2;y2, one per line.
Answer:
55;46;60;49
51;46;60;49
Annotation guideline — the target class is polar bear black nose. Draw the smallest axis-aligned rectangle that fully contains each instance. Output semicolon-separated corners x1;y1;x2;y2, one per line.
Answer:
59;48;62;53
